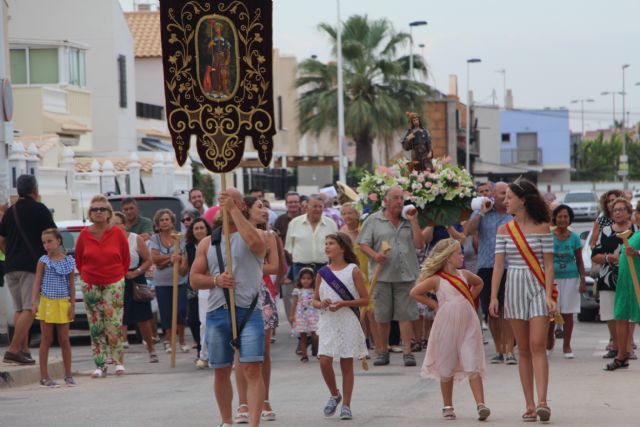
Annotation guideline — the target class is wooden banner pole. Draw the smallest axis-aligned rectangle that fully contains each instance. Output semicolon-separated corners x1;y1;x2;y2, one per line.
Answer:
221;173;238;341
170;232;181;368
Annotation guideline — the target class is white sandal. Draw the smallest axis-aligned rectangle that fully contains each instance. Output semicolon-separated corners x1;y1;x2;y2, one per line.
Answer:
235;404;249;424
442;406;456;420
261;400;276;421
115;364;126;376
91;367;107;378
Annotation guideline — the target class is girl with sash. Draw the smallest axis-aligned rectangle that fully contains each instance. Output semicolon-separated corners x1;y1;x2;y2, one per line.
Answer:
489;177;556;422
410;238;489;422
313;232;369;421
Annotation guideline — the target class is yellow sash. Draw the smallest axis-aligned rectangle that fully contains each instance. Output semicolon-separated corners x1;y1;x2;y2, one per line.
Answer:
505;220;558;302
437;271;475;308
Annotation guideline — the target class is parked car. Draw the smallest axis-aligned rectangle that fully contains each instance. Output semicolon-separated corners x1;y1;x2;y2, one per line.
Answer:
108;195;187;224
578;229;600;322
563;191;599;221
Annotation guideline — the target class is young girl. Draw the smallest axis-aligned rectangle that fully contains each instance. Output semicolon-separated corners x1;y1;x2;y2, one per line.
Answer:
31;228;76;388
313;233;369;421
289;267;319;362
410;238;489;421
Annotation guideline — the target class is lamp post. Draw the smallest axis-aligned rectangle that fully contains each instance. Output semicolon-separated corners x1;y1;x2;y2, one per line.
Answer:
621;64;630;190
465;58;481;171
570;98;594;136
601;91;621;128
336;0;346;182
409;21;427;79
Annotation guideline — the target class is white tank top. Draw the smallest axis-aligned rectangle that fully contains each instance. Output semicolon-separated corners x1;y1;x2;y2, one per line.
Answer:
128;232;139;270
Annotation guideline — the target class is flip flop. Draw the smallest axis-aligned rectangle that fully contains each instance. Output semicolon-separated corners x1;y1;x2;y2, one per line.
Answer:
522;409;537;422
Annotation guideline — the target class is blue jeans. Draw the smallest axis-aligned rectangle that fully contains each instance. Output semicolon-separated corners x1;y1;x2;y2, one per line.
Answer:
206;306;264;368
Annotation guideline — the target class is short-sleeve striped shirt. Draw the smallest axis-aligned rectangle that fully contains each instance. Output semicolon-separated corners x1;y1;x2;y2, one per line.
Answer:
39;255;75;299
495;233;554;268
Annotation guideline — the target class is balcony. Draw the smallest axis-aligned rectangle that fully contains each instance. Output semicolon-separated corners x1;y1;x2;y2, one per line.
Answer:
501;147;543;165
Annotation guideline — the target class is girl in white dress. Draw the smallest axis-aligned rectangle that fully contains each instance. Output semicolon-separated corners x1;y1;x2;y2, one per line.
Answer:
313;232;369;420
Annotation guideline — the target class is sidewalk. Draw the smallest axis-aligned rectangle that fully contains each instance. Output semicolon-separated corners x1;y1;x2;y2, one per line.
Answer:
0;350;64;389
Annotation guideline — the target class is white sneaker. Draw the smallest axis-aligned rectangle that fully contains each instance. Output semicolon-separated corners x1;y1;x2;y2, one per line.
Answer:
115;364;126;375
91;367;107;378
563;352;575;359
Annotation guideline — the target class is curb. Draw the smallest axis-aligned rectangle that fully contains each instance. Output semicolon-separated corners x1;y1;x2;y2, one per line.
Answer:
0;357;64;388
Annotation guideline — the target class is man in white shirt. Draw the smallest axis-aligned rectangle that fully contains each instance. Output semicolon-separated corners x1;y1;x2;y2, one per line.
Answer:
285;194;338;281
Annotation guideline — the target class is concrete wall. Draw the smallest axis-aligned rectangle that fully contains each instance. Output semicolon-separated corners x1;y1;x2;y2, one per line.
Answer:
9;0;137;153
475;105;500;164
500;108;571;166
135;57;165;107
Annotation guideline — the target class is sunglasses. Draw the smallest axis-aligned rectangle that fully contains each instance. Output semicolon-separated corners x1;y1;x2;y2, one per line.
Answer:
90;207;109;213
181;217;193;223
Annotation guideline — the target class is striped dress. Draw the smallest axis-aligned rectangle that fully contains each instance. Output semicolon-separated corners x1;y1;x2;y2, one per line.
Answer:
495;232;554;320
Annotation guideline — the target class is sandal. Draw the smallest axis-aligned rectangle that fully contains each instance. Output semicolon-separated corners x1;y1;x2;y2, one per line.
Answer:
261;400;276;421
300;356;309;363
477;403;491;421
442;406;456;420
522;409;537;422
149;352;159;363
411;339;422;353
536;402;551;422
235;404;249;424
604;357;629;371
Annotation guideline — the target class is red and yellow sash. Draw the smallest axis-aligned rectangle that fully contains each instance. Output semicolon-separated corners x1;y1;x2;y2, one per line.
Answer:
505;220;558;302
437;271;476;308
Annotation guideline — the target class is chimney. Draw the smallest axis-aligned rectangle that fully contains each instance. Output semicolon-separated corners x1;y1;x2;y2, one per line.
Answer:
505;89;514;109
448;75;458;98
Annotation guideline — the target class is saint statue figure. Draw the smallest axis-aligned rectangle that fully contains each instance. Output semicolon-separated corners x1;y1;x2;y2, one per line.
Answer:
401;112;433;172
207;21;231;98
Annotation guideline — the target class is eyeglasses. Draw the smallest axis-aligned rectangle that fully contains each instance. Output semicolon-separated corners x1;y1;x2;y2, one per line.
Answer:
90;207;109;213
612;208;628;214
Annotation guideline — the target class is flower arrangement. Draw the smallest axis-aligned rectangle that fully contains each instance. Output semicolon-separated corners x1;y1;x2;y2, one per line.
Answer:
356;157;476;226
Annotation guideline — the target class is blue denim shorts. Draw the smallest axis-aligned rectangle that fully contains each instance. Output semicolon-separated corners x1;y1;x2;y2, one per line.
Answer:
206;305;264;368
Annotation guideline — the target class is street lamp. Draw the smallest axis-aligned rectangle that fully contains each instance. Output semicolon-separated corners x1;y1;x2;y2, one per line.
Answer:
336;0;346;182
601;91;622;128
409;21;427;79
570;98;594;136
621;64;630;190
465;58;481;171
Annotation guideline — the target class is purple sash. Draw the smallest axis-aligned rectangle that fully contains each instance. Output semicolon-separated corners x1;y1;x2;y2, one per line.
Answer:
318;266;360;319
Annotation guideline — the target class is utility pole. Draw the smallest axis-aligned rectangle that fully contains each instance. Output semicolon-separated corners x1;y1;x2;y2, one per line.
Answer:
336;0;346;182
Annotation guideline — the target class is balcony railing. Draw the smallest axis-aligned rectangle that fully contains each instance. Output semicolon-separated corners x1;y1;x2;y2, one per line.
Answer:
501;148;543;165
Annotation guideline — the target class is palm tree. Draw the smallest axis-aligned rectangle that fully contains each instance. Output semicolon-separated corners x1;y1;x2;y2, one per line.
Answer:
296;15;431;168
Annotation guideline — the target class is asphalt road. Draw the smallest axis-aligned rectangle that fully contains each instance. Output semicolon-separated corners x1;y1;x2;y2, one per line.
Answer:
1;313;639;427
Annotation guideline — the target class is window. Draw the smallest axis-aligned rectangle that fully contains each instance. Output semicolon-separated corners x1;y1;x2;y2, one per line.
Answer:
118;55;127;108
136;102;164;120
29;48;59;84
501;133;510;143
10;49;27;84
69;48;86;87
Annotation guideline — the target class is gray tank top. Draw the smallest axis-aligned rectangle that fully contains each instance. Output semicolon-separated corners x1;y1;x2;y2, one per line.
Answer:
207;232;263;311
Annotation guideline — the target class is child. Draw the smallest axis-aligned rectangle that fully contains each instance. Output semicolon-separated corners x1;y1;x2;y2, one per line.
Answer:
289;267;319;362
410;238;489;421
313;233;368;421
31;228;76;388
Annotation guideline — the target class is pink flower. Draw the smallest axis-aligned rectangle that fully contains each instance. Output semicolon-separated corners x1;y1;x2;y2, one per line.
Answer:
442;156;453;164
369;193;378;202
417;174;424;183
425;182;433;188
376;166;396;178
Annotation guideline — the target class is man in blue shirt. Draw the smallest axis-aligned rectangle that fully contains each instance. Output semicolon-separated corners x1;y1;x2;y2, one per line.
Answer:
464;182;516;364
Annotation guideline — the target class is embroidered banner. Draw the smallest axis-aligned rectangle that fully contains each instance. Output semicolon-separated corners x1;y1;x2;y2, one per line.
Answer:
505;220;558;302
159;0;275;172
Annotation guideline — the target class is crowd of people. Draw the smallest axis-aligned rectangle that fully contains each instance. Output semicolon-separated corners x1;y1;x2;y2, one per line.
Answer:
2;173;640;426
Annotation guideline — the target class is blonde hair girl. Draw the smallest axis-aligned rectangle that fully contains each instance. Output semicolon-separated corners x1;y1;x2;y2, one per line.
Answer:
410;238;489;421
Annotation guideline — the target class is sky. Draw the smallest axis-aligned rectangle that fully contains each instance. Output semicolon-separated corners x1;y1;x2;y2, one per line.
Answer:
120;0;640;134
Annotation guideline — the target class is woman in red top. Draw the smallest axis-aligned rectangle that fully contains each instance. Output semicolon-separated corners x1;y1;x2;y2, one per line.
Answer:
75;195;130;378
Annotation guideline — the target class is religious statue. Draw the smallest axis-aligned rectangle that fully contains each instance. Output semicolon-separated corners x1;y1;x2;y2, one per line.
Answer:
207;21;231;98
401;112;433;172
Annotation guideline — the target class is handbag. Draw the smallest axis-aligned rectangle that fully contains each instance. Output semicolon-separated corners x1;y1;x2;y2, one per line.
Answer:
133;280;155;302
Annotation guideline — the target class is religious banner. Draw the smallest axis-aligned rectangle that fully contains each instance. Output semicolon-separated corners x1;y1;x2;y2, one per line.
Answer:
159;0;275;172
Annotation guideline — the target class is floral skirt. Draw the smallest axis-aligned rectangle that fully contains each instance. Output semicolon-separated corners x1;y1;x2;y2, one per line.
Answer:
261;283;279;331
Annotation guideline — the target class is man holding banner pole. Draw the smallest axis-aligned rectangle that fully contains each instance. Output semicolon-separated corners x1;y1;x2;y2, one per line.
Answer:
190;188;267;427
